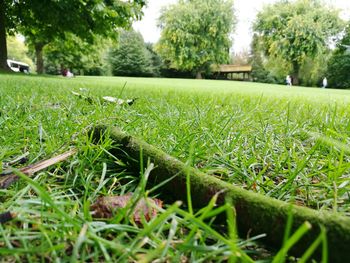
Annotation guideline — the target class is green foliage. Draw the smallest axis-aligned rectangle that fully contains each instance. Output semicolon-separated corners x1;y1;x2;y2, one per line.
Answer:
298;52;330;87
251;64;278;84
156;0;236;78
18;0;145;43
1;0;146;72
253;0;344;84
145;43;163;77
326;25;350;89
336;24;350;54
326;53;350;89
108;30;154;77
43;34;110;76
249;34;284;84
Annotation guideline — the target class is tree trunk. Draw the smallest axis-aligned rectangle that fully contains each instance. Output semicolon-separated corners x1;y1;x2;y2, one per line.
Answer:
196;71;202;79
0;0;10;71
35;43;45;74
91;125;350;263
291;61;300;85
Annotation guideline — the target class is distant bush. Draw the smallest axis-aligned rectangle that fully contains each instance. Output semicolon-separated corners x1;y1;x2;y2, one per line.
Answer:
160;67;194;79
327;53;350;89
326;25;350;89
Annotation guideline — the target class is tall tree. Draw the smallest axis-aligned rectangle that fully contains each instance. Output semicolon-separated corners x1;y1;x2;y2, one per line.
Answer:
156;0;236;79
108;30;153;77
145;42;163;77
0;0;11;70
0;0;146;73
253;0;344;85
326;24;350;88
249;34;280;84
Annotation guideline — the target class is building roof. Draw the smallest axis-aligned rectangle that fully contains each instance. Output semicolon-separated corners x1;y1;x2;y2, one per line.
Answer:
212;64;252;73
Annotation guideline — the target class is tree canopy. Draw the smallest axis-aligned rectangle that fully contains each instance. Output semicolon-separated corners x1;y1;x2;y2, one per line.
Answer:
0;0;146;73
156;0;236;79
43;33;110;76
253;0;344;85
108;30;153;77
327;24;350;88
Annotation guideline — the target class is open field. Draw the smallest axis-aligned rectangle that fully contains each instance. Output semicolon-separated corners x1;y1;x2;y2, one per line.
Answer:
1;74;350;261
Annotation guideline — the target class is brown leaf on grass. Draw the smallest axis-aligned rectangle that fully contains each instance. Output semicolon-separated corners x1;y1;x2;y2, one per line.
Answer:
90;194;163;223
102;96;138;106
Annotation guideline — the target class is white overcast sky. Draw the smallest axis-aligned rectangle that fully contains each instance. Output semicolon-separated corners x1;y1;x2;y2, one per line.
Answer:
133;0;350;53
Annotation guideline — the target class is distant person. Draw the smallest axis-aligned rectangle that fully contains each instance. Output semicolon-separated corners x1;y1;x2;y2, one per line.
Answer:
66;70;74;78
286;75;292;86
322;77;327;88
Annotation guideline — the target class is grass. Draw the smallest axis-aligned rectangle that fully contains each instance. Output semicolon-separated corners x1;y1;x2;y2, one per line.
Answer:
1;73;350;261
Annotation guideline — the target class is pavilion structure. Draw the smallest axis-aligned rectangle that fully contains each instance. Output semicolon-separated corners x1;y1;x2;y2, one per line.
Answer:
212;64;252;81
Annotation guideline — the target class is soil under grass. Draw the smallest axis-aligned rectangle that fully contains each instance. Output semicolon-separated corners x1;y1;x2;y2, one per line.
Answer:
1;73;350;261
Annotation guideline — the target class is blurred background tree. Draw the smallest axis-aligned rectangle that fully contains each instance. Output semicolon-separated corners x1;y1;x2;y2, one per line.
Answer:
326;24;350;89
0;0;146;73
42;34;110;76
156;0;236;79
108;30;155;77
253;0;344;85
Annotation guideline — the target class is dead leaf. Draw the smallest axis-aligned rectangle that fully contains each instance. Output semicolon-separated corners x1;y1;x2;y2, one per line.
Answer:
90;194;162;223
102;96;124;104
102;96;138;106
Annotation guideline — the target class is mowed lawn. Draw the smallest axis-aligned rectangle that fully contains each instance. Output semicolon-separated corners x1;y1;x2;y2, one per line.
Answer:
2;74;350;211
1;74;350;261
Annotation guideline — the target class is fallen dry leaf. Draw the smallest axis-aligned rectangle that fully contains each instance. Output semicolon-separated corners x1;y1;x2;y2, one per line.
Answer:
90;194;162;223
102;96;124;104
102;96;137;106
